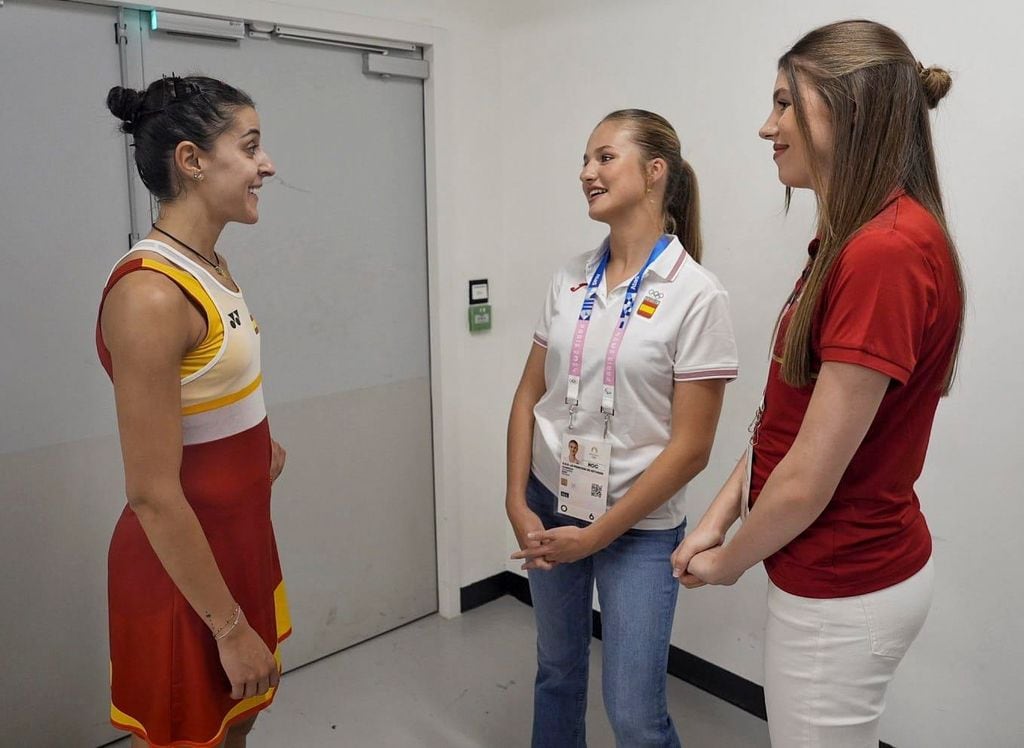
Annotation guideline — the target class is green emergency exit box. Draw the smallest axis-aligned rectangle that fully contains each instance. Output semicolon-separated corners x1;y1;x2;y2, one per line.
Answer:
469;304;492;332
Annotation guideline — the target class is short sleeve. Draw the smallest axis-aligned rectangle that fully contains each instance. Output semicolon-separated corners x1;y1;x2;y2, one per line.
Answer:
673;289;740;382
533;271;561;348
818;229;937;384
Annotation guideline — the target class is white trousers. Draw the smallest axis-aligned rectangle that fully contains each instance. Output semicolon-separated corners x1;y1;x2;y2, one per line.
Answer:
764;557;934;748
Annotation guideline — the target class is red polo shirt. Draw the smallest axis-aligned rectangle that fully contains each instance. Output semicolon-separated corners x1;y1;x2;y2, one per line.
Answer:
750;193;961;598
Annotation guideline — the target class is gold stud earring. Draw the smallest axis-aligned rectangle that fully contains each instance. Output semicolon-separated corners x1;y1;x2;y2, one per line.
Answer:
193;171;204;181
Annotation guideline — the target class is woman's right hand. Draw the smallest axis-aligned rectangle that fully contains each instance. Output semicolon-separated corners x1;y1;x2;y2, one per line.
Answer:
216;613;280;700
508;503;557;571
671;524;725;588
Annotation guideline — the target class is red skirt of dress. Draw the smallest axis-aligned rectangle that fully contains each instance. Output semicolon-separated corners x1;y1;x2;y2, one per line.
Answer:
108;418;291;747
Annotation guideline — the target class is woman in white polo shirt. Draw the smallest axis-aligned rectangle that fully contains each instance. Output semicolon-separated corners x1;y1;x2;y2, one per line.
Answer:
507;109;739;747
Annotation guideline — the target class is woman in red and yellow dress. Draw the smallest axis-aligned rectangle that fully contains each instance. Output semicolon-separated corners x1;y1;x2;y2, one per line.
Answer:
97;75;291;748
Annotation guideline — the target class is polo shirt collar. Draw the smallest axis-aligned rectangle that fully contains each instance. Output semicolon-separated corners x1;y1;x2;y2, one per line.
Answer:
584;234;688;282
648;236;687;280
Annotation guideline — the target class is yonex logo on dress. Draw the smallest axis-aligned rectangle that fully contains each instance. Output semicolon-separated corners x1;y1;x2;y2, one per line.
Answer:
228;310;241;328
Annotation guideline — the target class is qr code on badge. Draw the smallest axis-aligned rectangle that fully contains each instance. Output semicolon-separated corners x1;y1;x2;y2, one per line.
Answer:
590;483;603;499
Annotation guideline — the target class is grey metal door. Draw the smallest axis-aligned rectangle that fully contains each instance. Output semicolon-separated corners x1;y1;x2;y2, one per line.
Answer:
134;14;438;668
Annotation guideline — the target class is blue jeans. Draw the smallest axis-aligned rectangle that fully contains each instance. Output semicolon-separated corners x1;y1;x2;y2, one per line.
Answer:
526;474;685;748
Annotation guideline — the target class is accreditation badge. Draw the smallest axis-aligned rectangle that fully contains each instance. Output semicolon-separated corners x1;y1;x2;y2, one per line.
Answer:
557;433;611;522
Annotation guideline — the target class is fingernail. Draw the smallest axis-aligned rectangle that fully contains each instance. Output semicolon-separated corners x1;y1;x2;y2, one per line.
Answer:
527;532;538;539
672;569;680;578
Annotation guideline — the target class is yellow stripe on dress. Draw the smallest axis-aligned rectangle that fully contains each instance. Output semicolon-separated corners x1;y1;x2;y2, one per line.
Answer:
109;700;146;735
275;580;292;641
110;647;284;748
109;584;290;745
181;374;263;416
180;385;265;446
137;258;225;379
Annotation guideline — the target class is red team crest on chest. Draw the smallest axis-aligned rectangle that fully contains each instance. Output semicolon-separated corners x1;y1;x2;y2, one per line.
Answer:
637;289;663;318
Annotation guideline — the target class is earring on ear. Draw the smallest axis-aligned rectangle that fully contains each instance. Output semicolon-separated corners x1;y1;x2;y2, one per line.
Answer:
193;171;204;181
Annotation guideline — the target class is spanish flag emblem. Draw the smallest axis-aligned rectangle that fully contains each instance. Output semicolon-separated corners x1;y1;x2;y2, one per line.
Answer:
637;299;659;318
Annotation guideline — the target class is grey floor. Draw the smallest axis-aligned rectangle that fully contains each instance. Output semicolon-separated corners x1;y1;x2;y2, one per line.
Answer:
111;596;770;747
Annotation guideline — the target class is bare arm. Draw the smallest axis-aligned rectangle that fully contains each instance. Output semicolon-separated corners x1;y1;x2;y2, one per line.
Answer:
686;361;889;585
696;453;745;536
506;343;547;507
670;452;745;586
513;378;727;565
505;343;556;570
103;272;278;699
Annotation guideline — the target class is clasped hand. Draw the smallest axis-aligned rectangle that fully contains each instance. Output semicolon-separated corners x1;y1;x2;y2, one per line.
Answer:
510;526;596;567
669;527;741;588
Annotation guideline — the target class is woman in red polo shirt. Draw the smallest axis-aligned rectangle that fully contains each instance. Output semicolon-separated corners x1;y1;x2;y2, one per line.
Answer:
670;20;965;747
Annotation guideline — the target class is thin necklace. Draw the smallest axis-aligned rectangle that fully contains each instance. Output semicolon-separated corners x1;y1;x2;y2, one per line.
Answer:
151;224;226;278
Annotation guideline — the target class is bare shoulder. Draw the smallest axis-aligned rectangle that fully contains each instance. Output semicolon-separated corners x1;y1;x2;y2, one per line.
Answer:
102;270;194;356
104;269;189;316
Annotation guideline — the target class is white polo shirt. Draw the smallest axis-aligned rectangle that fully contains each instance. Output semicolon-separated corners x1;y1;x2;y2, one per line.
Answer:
531;236;739;530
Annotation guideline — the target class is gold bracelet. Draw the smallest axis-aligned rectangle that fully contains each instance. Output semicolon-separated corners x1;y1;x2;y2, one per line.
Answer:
213;604;242;641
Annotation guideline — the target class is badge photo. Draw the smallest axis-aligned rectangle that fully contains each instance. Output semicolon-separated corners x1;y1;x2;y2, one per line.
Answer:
558;433;611;522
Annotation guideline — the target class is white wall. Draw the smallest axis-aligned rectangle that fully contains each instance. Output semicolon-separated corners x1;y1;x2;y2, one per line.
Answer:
494;1;1024;745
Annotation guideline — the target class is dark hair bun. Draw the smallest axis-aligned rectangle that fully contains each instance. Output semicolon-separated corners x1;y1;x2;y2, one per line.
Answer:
919;65;952;109
111;75;254;200
106;86;144;132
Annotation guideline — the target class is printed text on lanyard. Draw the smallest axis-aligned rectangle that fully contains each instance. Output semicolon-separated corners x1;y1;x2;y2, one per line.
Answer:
566;234;673;436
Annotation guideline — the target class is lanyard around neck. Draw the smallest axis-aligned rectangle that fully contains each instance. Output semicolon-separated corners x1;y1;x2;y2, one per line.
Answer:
566;234;673;420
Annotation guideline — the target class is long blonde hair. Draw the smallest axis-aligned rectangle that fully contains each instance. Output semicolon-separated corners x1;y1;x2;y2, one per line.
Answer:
778;19;964;393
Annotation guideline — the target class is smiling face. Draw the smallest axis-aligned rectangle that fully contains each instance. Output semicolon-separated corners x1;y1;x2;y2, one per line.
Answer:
198;106;275;225
759;69;833;192
579;120;655;226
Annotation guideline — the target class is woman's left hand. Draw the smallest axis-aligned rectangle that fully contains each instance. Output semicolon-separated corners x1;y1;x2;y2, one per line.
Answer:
510;526;596;565
270;439;287;484
686;547;742;586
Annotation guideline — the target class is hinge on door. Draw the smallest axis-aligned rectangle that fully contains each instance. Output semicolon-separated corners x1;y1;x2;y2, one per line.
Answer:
114;20;127;46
